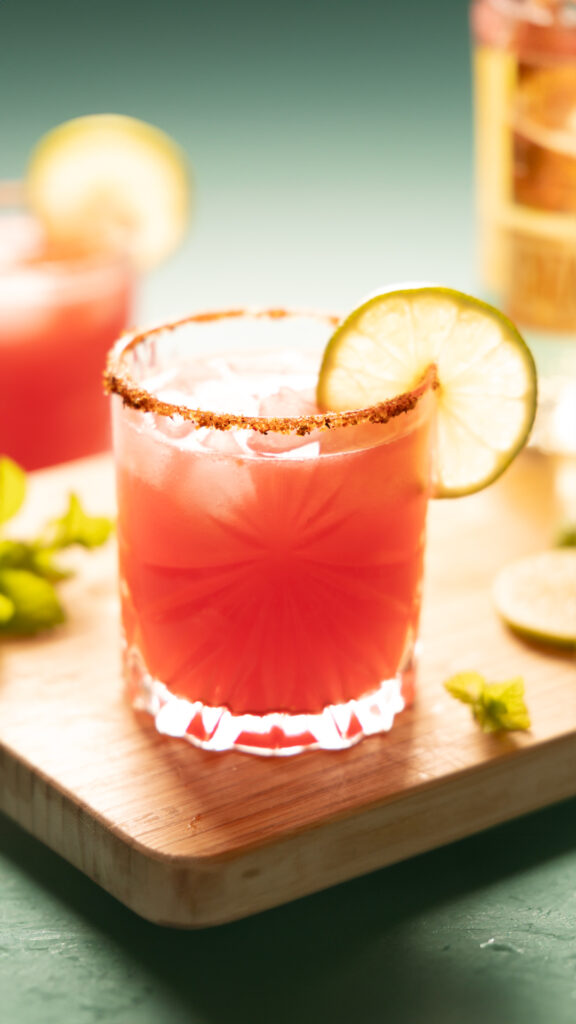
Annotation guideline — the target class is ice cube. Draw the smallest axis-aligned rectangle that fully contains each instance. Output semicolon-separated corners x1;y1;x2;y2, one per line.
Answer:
247;387;322;455
258;386;318;419
197;427;249;456
153;411;195;441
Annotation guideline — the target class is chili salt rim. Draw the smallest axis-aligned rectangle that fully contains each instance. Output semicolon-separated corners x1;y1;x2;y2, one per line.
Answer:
104;307;438;435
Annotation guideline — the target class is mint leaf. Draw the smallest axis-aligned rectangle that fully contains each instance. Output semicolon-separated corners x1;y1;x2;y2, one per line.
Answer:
0;540;34;568
444;671;484;705
0;591;14;624
0;457;26;525
31;547;72;582
474;679;531;733
0;568;65;635
45;493;114;550
0;539;71;582
444;671;531;733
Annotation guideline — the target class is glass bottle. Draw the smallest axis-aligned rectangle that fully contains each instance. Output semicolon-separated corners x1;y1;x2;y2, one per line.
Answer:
472;0;576;478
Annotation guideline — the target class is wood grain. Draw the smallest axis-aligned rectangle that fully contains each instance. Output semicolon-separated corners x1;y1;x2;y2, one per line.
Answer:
0;450;574;927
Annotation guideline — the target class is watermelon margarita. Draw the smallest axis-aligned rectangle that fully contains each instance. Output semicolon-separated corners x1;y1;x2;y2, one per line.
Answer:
0;186;133;470
106;310;436;754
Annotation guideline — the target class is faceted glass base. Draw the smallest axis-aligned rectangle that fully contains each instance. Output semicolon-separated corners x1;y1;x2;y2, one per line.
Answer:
125;645;412;757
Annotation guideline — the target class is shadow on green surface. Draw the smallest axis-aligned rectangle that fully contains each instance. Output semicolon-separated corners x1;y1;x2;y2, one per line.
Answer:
2;797;576;1024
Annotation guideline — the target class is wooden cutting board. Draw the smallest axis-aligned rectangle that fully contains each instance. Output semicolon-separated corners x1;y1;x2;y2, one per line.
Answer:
0;451;574;928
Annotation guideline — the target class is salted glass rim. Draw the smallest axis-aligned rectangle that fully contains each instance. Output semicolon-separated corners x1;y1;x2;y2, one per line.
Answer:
104;307;438;436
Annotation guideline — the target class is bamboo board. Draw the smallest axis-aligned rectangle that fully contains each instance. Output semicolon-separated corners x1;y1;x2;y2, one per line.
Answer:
0;451;574;927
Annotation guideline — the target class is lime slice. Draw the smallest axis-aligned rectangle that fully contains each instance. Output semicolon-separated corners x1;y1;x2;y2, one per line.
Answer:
493;549;576;648
317;286;537;497
27;114;191;270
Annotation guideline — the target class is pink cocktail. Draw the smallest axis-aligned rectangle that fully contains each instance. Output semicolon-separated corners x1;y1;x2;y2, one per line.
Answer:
106;310;436;755
0;185;133;470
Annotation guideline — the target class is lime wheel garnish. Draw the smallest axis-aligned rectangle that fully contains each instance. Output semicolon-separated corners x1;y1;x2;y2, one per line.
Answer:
317;285;537;497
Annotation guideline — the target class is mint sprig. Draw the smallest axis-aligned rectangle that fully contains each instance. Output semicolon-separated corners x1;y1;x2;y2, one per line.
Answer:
444;671;531;733
41;492;114;550
0;456;114;636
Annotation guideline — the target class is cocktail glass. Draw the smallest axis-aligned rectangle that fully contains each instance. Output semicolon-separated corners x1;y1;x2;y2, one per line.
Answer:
0;181;134;470
105;309;437;755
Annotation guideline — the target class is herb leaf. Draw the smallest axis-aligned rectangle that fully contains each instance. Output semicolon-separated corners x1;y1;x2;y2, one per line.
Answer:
0;459;113;636
31;547;72;581
444;671;531;733
0;591;15;624
0;539;71;581
0;457;27;524
0;568;65;635
44;492;114;550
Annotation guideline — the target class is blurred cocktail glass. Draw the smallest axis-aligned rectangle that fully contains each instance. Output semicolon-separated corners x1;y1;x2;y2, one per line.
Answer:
0;114;190;470
0;180;133;470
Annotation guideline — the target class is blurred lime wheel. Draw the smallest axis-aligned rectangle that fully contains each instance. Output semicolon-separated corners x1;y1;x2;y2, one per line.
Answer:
27;113;192;269
493;549;576;648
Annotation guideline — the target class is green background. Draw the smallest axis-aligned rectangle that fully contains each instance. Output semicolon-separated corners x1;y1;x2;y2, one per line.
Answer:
2;2;575;1022
0;0;475;320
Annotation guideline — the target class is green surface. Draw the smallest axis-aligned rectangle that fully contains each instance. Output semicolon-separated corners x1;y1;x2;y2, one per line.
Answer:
2;802;576;1024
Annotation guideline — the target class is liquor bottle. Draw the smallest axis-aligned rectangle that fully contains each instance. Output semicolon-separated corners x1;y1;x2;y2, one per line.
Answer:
471;0;576;399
